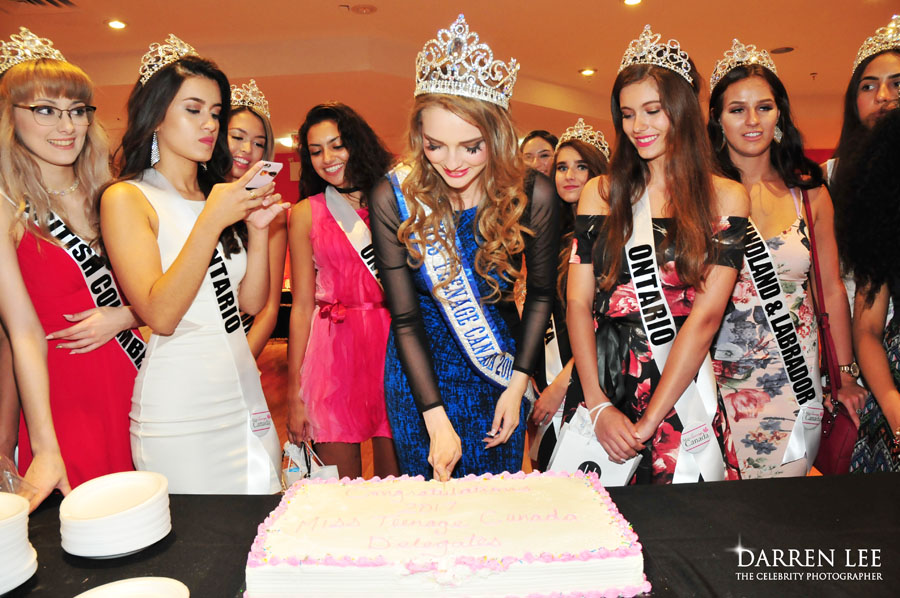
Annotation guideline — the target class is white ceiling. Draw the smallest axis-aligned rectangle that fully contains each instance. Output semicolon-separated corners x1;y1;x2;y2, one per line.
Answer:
2;0;896;152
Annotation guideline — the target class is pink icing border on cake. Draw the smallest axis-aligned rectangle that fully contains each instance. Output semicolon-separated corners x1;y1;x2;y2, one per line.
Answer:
246;471;650;595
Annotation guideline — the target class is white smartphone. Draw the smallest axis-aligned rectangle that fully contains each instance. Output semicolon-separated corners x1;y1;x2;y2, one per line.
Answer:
245;161;284;190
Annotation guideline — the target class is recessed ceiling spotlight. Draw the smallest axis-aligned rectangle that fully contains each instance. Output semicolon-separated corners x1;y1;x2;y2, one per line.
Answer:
350;4;377;15
276;136;294;147
107;20;127;30
770;46;794;55
579;68;596;77
624;0;642;6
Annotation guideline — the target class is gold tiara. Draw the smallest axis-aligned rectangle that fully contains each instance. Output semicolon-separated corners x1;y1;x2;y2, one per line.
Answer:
618;24;693;85
139;34;198;85
709;39;778;92
415;14;519;109
557;118;610;160
853;15;900;74
0;27;66;77
231;79;270;119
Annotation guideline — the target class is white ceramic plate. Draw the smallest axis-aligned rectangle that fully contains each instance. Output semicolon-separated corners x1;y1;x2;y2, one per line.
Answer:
73;576;189;598
60;472;167;522
0;545;37;594
62;520;171;558
0;492;29;526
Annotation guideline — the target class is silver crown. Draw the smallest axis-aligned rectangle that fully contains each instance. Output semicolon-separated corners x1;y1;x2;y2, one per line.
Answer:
709;39;778;92
0;27;66;77
557;118;610;160
618;24;693;84
415;14;519;109
231;79;270;118
853;14;900;74
138;34;198;85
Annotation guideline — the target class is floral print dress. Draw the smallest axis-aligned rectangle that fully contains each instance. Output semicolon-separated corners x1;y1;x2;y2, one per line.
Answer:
712;194;819;479
568;215;745;484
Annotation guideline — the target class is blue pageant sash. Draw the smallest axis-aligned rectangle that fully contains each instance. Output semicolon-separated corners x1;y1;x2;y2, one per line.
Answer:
388;166;533;399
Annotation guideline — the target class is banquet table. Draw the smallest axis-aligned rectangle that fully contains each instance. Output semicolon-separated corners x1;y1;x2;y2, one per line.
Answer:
8;472;899;598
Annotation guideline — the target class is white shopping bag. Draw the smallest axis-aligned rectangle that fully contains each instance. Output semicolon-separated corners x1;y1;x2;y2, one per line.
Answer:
547;404;642;486
282;441;340;488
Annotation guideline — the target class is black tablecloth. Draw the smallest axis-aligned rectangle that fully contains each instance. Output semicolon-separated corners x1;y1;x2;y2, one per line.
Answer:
8;473;900;598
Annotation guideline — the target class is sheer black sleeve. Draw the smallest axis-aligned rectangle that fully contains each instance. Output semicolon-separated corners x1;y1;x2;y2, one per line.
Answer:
514;173;560;375
370;177;444;413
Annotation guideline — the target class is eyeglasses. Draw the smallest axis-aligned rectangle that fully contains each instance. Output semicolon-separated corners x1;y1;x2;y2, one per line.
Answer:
14;104;96;126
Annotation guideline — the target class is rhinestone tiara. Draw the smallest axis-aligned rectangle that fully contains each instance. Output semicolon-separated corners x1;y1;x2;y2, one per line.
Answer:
414;14;519;109
709;39;778;92
231;79;270;118
853;14;900;74
618;24;693;85
0;27;66;77
557;118;610;160
138;34;198;85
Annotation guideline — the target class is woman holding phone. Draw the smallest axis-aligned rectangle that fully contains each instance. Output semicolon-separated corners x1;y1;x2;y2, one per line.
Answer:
100;36;286;494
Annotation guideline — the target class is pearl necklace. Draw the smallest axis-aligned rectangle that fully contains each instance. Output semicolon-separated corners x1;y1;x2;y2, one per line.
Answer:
46;179;80;196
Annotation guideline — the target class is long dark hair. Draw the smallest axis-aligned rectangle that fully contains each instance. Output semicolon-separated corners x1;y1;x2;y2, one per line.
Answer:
708;64;823;190
833;50;900;172
553;138;608;303
835;108;900;306
106;56;244;257
596;62;718;291
297;102;393;203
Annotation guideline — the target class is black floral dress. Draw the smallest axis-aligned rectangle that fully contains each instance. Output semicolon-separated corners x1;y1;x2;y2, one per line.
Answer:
567;215;745;484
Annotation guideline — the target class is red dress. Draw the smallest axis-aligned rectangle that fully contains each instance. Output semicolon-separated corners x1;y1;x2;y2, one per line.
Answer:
16;228;142;488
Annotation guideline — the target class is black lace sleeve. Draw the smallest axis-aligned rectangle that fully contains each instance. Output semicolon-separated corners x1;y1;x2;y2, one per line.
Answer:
370;177;444;413
514;173;560;375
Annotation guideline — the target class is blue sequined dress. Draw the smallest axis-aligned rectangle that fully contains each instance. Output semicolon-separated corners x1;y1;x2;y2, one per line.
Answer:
370;172;559;478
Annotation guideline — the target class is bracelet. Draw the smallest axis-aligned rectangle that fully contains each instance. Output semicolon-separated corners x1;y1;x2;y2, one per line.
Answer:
893;425;900;448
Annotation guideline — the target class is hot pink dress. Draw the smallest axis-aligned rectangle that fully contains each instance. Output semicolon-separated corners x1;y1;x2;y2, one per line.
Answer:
300;192;392;443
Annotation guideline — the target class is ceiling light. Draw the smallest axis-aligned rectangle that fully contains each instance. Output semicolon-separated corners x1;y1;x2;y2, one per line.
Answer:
350;4;377;15
624;0;642;6
579;68;596;77
276;136;294;147
107;20;127;29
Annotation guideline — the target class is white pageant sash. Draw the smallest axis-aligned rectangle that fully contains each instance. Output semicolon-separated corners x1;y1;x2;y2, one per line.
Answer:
543;314;565;384
323;185;381;288
742;220;823;466
625;191;726;483
388;167;535;401
44;210;146;371
206;242;280;493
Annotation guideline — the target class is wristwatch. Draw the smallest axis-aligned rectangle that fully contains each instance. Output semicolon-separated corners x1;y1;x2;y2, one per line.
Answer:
838;361;860;378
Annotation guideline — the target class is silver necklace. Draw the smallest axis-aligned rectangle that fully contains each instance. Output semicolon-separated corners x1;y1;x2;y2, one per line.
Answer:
46;179;80;196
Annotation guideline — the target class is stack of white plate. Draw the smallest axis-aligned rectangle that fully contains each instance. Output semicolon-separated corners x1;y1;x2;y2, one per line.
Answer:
60;471;171;558
0;492;37;593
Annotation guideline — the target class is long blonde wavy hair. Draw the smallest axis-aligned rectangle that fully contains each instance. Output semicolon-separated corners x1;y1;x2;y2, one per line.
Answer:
398;94;530;302
0;59;110;244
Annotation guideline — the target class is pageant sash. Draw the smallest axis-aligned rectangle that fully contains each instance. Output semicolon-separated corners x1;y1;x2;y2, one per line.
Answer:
44;210;147;371
742;220;823;466
543;314;565;384
388;167;535;401
324;185;381;288
625;190;726;483
205;227;281;492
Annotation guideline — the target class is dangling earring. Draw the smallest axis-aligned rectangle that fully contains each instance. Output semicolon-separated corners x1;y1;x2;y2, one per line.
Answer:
150;131;160;166
718;123;727;151
773;125;783;144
